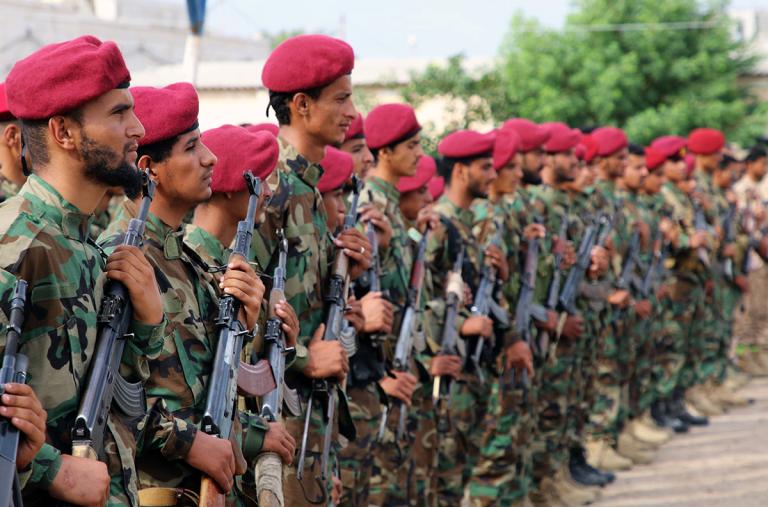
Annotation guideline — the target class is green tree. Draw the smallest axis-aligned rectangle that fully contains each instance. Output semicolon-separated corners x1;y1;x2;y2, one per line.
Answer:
403;0;766;145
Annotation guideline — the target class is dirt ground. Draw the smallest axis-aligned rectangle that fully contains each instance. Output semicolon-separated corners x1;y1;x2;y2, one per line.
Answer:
594;377;768;506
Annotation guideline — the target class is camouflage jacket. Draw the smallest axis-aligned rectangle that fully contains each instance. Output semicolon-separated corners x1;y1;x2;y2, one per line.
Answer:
0;177;20;203
99;200;218;489
251;138;331;378
0;176;166;506
660;182;701;281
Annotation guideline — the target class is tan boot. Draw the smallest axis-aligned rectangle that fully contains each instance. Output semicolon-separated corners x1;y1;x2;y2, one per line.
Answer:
531;477;571;507
640;410;673;437
708;382;749;407
686;386;724;416
553;466;600;506
738;353;768;377
585;436;633;471
629;418;670;447
617;429;656;465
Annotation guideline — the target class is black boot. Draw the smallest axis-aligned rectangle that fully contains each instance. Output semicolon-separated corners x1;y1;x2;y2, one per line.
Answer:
671;393;708;426
569;447;614;486
662;399;691;433
652;399;689;433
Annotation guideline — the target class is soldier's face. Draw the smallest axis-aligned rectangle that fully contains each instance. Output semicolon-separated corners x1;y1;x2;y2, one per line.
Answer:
662;159;687;182
714;167;733;189
643;171;664;194
551;149;577;182
492;160;523;195
605;149;627;178
623;154;648;190
467;157;496;199
156;129;217;206
399;185;432;222
385;133;423;178
340;137;374;180
322;188;346;231
521;149;543;184
747;157;767;180
303;75;357;146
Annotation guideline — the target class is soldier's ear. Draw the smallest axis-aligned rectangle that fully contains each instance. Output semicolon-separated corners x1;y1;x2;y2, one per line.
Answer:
292;92;311;118
1;123;21;156
49;116;77;151
138;155;161;184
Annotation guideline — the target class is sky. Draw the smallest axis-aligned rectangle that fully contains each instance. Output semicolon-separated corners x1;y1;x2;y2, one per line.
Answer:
206;0;767;59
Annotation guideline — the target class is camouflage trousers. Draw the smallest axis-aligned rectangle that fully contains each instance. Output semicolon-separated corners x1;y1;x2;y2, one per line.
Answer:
531;335;577;483
629;306;663;416
680;280;714;389
339;384;382;507
469;356;534;506
588;314;628;443
435;372;489;507
369;379;437;507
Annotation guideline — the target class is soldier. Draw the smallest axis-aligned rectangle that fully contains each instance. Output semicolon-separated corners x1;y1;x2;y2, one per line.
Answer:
187;124;301;478
0;82;25;200
98;83;266;503
399;155;438;227
1;35;168;506
339;112;374;180
469;126;539;507
349;103;432;507
429;130;509;506
252;34;372;505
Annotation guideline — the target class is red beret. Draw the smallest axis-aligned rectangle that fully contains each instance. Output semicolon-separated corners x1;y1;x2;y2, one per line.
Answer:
0;83;14;122
578;135;599;163
650;135;687;159
428;175;445;200
344;113;364;142
246;123;279;137
644;147;666;171
262;34;354;93
688;128;725;155
493;128;520;170
574;144;586;160
543;122;582;153
318;147;354;193
397;155;436;194
365;104;421;150
5;35;130;120
502;118;550;152
438;130;496;159
202;125;279;193
131;83;199;146
592;127;628;157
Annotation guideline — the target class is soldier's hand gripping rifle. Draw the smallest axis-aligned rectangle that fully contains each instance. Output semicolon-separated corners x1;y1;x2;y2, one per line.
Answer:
432;246;465;432
638;229;668;299
557;216;601;317
388;226;431;442
470;221;509;383
297;176;362;492
253;230;299;507
617;230;641;292
0;280;28;507
70;171;155;464
199;173;262;504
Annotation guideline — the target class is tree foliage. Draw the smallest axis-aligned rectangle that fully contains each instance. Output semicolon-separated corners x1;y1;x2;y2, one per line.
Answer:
402;0;766;145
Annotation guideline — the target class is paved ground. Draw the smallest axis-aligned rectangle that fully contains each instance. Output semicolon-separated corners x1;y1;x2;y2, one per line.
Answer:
594;378;768;507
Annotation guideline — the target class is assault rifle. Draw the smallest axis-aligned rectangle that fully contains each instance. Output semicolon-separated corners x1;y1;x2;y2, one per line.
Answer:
253;230;300;507
721;202;737;281
535;213;569;356
617;230;641;291
470;221;509;382
200;173;262;504
389;227;431;441
692;197;711;268
638;230;668;298
432;246;465;431
297;176;362;489
557;216;601;315
70;171;155;463
511;220;541;395
0;280;28;507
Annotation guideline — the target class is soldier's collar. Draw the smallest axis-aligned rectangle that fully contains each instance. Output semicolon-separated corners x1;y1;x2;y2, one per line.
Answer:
22;174;93;242
368;177;400;202
436;195;474;228
143;211;184;260
184;224;228;267
278;138;324;187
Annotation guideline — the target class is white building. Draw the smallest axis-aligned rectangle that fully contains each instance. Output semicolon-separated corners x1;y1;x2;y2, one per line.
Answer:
0;0;269;78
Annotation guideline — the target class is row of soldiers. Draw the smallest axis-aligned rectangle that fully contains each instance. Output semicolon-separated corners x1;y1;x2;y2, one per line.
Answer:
0;31;766;507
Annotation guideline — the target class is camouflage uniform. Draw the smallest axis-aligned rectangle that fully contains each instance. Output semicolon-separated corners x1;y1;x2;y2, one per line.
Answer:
349;177;436;507
250;138;355;504
469;194;532;507
0;175;166;506
0;178;20;202
424;195;488;506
